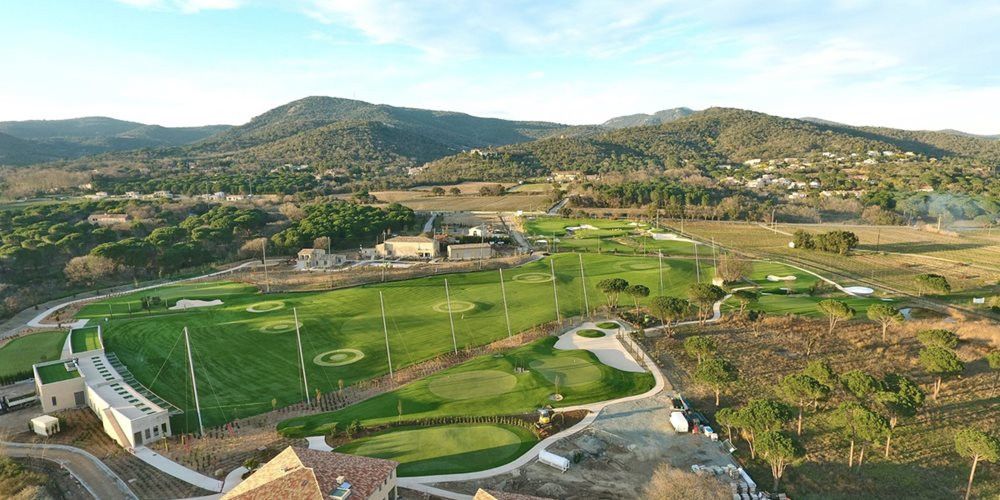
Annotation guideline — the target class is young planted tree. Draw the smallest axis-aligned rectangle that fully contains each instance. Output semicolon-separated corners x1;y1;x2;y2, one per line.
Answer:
683;335;718;365
919;346;964;400
756;431;804;491
625;284;650;314
916;329;959;349
687;283;726;324
811;299;855;356
732;289;760;316
780;374;829;435
866;303;903;342
954;429;1000;500
597;278;630;309
716;253;752;283
695;357;738;406
649;296;689;333
736;399;794;459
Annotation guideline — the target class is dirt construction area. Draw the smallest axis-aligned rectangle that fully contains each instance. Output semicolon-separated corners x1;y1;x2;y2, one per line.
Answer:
431;390;738;499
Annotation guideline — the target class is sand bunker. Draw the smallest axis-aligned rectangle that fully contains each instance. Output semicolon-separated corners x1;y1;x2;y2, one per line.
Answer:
169;299;223;310
766;275;798;282
844;286;875;295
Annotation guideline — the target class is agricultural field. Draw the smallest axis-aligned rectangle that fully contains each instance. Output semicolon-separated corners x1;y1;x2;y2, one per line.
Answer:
369;190;552;212
74;254;693;429
676;221;1000;314
0;331;68;379
522;216;699;256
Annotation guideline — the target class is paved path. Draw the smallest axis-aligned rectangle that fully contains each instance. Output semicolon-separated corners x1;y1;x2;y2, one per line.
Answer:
546;198;569;215
423;212;438;233
134;446;224;492
2;441;137;499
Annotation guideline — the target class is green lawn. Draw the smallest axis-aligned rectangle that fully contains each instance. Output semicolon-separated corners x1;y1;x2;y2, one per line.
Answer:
336;423;537;476
0;331;68;378
70;327;102;353
523;216;698;256
36;362;81;384
726;261;880;316
277;336;654;437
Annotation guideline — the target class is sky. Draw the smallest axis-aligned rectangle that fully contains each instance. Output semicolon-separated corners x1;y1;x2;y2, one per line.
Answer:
1;1;999;134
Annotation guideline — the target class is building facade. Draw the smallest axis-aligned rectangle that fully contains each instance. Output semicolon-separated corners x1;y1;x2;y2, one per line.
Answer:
447;243;493;261
375;236;440;259
297;248;348;269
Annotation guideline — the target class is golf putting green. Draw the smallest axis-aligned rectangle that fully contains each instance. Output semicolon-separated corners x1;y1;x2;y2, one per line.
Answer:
596;321;619;329
427;370;518;400
337;423;537;476
511;272;553;283
617;260;658;271
258;321;302;334
313;349;365;366
431;300;476;313
246;301;286;313
530;357;603;387
576;329;606;338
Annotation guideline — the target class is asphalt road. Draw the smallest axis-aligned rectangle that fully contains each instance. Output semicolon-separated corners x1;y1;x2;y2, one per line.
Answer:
2;441;137;499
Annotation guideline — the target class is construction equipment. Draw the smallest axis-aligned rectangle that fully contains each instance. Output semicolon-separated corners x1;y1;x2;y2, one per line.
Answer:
536;406;554;428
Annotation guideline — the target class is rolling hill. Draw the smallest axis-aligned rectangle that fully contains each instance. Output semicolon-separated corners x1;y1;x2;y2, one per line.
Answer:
601;107;696;129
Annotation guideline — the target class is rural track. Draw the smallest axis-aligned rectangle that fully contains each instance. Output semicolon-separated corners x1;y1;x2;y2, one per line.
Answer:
1;441;138;499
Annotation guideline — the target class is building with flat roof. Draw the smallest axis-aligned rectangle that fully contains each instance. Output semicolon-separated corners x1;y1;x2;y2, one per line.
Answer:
296;248;347;270
447;242;493;261
375;236;440;259
222;446;398;500
33;326;172;450
87;213;131;226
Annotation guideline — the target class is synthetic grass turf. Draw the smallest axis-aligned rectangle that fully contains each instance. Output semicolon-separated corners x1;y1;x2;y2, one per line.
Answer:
335;423;537;476
36;362;81;384
277;336;654;438
0;331;68;378
523;216;698;255
575;329;606;338
596;322;620;329
71;327;102;353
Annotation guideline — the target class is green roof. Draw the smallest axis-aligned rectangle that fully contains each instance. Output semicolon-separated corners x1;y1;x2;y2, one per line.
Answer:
36;362;81;384
71;328;102;353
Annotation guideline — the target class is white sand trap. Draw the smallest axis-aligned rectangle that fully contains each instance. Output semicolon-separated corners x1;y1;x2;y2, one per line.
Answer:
566;224;598;231
844;286;875;295
169;299;223;310
766;275;798;282
650;232;698;243
554;322;645;373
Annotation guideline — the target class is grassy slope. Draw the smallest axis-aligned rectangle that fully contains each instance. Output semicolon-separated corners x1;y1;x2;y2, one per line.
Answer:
0;331;68;378
336;423;538;476
70;327;101;353
277;336;654;437
523;216;699;255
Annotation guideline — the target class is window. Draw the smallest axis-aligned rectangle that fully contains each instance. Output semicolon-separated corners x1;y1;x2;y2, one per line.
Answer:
51;396;57;406
145;428;151;439
162;423;168;435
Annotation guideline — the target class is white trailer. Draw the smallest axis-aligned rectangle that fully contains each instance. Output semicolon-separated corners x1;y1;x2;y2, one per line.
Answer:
670;411;690;432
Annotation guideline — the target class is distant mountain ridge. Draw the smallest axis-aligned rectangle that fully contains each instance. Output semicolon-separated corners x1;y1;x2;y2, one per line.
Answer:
601;107;696;129
0;117;230;165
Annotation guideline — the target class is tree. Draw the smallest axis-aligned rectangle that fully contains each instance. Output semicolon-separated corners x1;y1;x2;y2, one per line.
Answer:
914;273;951;295
866;303;903;342
714;407;739;442
732;289;759;315
792;230;814;249
920;346;964;400
817;299;855;336
832;402;888;468
649;296;689;332
954;429;1000;500
683;336;717;365
736;399;794;459
874;375;925;459
780;374;829;435
597;278;629;308
64;255;117;286
643;463;731;500
694;357;737;406
448;187;461;196
431;186;446;196
987;351;1000;397
716;253;752;283
625;284;650;314
814;230;859;254
756;431;803;491
802;359;838;390
242;457;261;471
840;369;884;402
916;329;959;349
687;283;726;324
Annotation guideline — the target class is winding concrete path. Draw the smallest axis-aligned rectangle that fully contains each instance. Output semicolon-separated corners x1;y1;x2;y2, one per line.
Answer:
1;441;138;499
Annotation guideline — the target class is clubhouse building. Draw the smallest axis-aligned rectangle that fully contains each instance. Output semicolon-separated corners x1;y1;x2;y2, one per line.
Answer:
33;325;172;450
375;235;441;259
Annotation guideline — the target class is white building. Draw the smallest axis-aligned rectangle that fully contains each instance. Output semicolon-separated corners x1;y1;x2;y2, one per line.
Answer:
297;248;347;270
33;326;172;450
447;243;493;261
376;236;440;259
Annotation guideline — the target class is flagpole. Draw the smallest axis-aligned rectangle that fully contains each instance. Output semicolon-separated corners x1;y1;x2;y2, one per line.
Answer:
293;308;310;404
379;291;393;379
578;253;589;319
183;327;204;437
550;258;561;324
658;251;664;295
445;279;458;353
499;268;512;338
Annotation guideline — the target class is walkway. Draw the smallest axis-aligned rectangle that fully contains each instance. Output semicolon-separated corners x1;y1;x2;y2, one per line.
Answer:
133;446;224;492
1;441;138;500
422;212;438;233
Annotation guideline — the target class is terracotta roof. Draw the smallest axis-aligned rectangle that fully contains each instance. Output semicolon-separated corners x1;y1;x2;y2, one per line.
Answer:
474;489;554;500
223;447;397;500
386;236;434;243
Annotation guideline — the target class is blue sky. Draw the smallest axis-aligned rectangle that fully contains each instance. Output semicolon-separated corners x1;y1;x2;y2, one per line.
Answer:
1;0;998;133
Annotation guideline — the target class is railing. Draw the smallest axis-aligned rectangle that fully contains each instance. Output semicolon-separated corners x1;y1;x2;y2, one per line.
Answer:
105;352;183;416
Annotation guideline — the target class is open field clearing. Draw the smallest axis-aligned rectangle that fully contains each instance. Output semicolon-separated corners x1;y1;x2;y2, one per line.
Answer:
409;181;520;194
507;183;553;193
278;336;653;436
523;215;699;255
75;254;686;429
0;331;68;378
370;190;552;211
644;315;1000;499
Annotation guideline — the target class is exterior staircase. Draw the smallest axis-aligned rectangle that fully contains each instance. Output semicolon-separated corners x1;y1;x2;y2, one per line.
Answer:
103;407;133;452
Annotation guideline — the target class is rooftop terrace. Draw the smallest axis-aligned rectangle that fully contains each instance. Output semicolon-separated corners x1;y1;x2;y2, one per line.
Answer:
36;361;82;384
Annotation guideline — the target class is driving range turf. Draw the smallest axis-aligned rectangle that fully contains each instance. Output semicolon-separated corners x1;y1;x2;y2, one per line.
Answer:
0;330;68;378
523;216;699;255
335;423;538;476
276;336;653;437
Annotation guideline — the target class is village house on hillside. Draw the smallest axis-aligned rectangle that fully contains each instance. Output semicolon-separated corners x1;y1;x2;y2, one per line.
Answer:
376;235;440;259
296;248;347;270
87;212;131;226
222;446;399;500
